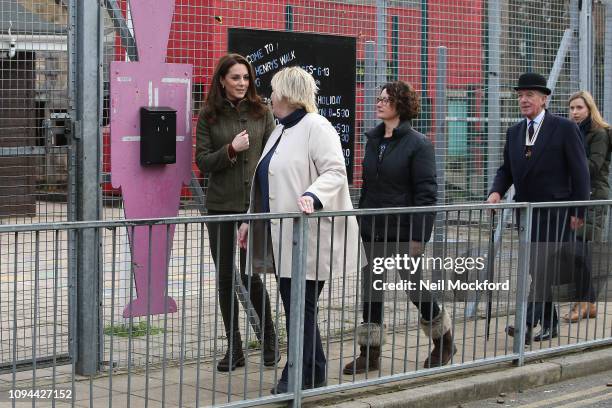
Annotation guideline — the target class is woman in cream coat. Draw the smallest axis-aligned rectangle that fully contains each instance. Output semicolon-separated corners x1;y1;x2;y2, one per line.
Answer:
238;66;362;394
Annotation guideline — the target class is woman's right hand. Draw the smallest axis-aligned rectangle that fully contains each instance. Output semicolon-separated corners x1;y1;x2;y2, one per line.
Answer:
231;130;250;152
238;222;249;249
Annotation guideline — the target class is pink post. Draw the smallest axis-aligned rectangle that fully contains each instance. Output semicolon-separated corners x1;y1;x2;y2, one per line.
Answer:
110;0;193;317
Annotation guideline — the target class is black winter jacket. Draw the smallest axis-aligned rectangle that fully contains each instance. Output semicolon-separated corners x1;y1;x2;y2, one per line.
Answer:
358;120;438;242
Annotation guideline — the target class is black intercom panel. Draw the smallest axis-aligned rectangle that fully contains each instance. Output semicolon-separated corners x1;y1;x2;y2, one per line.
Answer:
140;107;177;165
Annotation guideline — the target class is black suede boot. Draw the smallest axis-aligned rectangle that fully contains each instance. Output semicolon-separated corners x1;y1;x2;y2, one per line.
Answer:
217;332;245;372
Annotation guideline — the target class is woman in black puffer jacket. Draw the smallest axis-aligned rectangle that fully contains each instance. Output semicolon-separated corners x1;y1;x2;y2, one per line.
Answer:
344;81;455;375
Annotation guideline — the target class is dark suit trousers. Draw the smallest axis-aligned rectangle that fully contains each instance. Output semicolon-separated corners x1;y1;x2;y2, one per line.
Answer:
525;208;574;329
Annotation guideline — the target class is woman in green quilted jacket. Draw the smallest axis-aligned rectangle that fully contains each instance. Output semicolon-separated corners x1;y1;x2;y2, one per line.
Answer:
564;90;610;322
196;54;278;371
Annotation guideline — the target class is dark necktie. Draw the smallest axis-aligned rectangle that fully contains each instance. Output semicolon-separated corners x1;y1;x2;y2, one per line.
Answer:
528;120;535;143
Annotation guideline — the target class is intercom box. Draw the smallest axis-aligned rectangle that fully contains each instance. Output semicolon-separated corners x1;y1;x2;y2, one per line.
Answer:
140;107;177;165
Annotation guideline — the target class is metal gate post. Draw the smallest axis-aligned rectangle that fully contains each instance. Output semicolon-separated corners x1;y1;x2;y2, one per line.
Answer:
73;0;103;375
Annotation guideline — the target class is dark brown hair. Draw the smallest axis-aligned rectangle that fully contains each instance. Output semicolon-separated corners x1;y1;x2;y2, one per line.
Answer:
381;81;420;121
202;53;266;123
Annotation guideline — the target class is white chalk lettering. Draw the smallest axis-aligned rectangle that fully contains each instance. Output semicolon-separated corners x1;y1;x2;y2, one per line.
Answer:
246;48;264;64
317;95;342;105
279;50;296;65
264;43;274;54
255;59;279;76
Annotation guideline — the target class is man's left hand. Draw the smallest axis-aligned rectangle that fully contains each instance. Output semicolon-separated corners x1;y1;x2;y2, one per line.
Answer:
570;216;584;230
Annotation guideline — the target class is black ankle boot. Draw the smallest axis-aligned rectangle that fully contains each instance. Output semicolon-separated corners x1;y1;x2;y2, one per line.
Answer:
262;325;280;366
217;333;245;372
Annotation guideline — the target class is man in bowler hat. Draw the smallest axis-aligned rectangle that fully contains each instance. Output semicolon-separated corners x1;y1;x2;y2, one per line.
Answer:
487;72;590;343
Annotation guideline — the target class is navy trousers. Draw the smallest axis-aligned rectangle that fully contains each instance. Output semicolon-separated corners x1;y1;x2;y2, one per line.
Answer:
278;278;326;387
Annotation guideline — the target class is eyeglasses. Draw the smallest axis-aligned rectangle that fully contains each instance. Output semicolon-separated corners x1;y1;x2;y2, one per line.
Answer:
376;97;393;105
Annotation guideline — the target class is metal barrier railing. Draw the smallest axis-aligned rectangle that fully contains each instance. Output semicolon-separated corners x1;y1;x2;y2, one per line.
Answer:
0;201;611;407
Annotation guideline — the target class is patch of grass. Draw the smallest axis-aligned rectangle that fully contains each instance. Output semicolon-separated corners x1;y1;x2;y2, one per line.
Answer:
247;340;261;349
104;321;165;338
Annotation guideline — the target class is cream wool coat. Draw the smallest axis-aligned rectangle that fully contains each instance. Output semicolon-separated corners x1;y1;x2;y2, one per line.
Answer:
248;113;364;281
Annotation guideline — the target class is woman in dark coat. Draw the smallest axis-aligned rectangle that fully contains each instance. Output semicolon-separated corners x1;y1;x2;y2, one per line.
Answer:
343;81;456;375
564;90;610;322
195;54;278;371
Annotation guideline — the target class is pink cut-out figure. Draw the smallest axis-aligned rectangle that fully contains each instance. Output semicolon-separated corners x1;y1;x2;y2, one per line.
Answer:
110;0;192;318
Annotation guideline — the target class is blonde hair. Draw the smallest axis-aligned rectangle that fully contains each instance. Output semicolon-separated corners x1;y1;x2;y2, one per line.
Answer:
569;90;610;130
271;67;318;113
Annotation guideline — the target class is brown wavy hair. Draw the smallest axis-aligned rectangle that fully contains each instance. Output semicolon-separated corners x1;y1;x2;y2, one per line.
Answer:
382;81;420;121
202;54;266;124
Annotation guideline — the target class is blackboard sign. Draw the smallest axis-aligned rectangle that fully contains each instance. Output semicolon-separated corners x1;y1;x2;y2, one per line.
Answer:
228;28;357;183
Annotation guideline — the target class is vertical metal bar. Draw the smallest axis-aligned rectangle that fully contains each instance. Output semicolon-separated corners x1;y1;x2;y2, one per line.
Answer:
195;223;206;407
288;216;308;407
310;219;322;388
242;220;252;400
32;231;40;404
376;0;388;89
487;0;501;195
12;232;18;408
390;217;401;374
212;222;221;406
603;1;612;159
179;224;188;408
273;219;284;390
570;0;580;89
503;209;514;355
144;225;153;406
108;228;117;408
338;217;352;385
513;206;532;366
161;225;172;408
52;230;60;407
580;0;593;92
364;41;377;145
258;220;271;396
324;216;336;385
126;226;135;407
601;205;611;338
227;223;235;401
434;46;447;245
75;0;103;375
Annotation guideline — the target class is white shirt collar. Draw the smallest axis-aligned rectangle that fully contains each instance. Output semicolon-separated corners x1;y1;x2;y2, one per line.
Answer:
526;109;546;126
